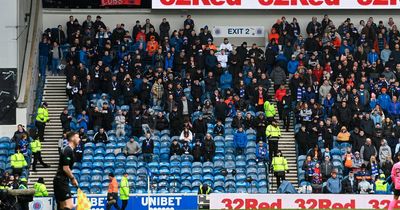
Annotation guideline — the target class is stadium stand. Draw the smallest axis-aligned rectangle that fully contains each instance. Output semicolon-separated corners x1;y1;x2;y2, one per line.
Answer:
2;10;400;198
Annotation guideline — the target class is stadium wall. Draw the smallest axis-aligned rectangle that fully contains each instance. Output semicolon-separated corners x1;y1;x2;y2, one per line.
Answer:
43;9;400;47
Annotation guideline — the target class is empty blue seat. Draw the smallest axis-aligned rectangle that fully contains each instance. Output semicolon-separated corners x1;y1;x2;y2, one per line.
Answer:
126;167;136;174
225;161;235;169
181;161;192;168
0;137;10;142
92;161;103;169
126;161;137;168
170;155;181;162
80;175;91;182
192;180;202;188
215;147;225;155
215;141;224;147
81;162;92;169
0;143;10;149
181;155;193;162
170;161;180;167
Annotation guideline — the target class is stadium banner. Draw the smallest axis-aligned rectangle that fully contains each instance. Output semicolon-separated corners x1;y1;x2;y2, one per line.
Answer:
101;0;141;6
29;197;54;210
152;0;400;9
72;194;198;210
212;26;265;38
210;193;397;209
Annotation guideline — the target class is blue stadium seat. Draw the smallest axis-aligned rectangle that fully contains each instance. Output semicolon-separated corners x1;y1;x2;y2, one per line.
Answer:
81;162;92;169
0;143;10;149
192;167;203;176
92;161;104;169
181;161;192;168
84;148;94;155
181;155;193;162
0;150;8;156
192;180;202;189
214;160;224;169
225;161;235;169
215;147;225;155
236;160;246;168
0;137;10;142
80;175;91;182
246;141;256;148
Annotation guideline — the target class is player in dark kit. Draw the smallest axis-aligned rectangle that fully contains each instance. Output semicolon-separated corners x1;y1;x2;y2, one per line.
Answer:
53;132;80;210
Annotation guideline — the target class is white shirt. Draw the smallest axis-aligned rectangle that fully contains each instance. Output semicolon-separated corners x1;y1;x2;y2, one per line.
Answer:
219;43;233;52
217;54;228;68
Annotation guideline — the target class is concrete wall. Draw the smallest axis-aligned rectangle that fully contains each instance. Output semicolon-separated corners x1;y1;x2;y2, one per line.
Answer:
43;9;400;46
0;0;18;69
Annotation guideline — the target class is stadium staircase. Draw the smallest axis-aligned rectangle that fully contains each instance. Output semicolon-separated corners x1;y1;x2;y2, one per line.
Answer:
268;81;298;193
28;76;67;194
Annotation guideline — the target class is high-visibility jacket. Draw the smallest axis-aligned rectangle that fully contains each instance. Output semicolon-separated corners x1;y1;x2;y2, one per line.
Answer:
108;178;119;193
30;139;42;153
266;125;281;140
199;185;212;194
36;107;49;123
34;182;48;197
10;152;27;169
374;179;388;194
263;101;276;118
120;177;129;200
19;184;27;190
272;156;288;172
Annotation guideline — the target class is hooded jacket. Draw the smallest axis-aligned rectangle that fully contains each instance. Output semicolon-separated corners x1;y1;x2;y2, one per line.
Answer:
379;139;392;162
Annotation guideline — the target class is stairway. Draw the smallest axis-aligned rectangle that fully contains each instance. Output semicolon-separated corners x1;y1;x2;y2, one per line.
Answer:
268;81;298;193
28;76;67;194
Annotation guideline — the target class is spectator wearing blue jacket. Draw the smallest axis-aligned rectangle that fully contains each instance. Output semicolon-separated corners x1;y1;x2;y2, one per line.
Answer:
389;95;400;120
233;127;248;155
256;141;269;163
325;170;342;193
164;52;174;70
339;40;353;55
378;88;391;112
79;47;89;67
287;55;299;77
170;32;183;53
367;48;379;64
220;70;232;90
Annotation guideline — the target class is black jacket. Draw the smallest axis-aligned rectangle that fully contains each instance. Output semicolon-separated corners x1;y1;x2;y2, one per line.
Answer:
170;143;181;156
60;113;71;131
342;176;357;194
141;138;154;154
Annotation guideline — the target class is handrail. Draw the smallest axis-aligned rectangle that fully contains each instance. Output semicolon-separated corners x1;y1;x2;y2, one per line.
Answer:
16;0;41;125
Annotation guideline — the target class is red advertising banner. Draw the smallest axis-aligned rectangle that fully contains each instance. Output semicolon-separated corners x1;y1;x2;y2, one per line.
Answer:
152;0;400;9
101;0;141;6
210;194;398;209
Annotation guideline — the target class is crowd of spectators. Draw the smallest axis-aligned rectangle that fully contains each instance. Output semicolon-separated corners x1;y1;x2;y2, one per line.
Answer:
37;13;400;194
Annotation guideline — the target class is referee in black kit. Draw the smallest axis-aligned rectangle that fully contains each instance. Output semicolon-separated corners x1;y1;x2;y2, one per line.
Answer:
53;132;80;210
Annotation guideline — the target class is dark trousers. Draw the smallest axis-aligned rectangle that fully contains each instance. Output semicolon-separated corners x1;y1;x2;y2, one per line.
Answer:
12;167;22;176
274;172;286;188
204;152;213;162
32;152;46;170
121;200;128;210
35;121;46;141
106;194;121;210
106;202;121;210
269;140;278;161
282;111;290;130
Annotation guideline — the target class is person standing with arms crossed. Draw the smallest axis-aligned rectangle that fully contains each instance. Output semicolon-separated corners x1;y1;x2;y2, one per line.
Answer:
53;132;79;210
120;172;130;210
